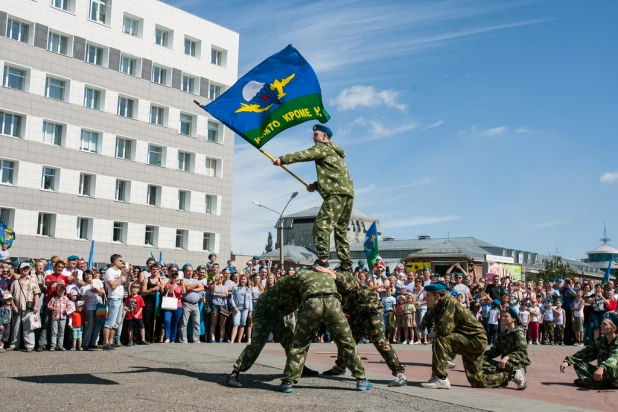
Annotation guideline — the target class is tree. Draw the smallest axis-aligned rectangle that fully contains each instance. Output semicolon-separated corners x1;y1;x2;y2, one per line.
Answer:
534;255;579;282
264;231;273;253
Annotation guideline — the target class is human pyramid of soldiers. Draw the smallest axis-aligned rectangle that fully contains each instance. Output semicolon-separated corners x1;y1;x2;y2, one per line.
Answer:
225;124;618;393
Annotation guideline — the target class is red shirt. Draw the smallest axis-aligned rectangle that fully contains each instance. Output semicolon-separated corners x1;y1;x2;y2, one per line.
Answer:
125;295;145;320
607;299;617;312
44;274;69;302
71;310;83;328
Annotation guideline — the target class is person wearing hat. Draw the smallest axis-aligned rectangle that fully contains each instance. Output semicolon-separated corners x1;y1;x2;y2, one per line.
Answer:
0;292;14;352
273;124;355;271
8;262;41;352
207;253;217;270
482;306;530;389
354;259;365;273
63;255;84;286
420;282;526;390
561;313;618;388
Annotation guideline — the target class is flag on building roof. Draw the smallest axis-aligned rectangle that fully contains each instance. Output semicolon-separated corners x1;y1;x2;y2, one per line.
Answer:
364;221;379;271
198;45;329;149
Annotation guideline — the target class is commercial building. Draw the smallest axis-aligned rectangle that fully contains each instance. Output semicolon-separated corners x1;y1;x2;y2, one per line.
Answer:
0;0;238;265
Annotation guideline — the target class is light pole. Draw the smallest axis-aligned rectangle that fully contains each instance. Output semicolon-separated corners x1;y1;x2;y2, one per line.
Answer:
252;192;298;270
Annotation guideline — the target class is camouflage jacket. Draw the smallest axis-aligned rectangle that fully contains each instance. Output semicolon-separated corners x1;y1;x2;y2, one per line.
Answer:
295;268;340;301
279;142;354;198
484;327;530;368
253;275;302;319
565;335;618;370
334;270;383;313
433;294;487;340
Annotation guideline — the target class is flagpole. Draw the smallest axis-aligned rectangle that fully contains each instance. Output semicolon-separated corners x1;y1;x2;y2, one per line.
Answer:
259;149;309;188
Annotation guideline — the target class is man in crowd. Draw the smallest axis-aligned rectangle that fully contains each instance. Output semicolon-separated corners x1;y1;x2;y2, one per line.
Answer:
38;260;69;351
273;124;354;270
102;254;130;350
561;313;618;388
8;262;40;351
485;274;507;302
63;255;84;287
423;268;433;286
178;264;204;343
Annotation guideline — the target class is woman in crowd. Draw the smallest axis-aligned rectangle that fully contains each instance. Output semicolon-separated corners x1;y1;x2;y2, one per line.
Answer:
230;274;253;343
80;270;105;350
162;269;185;343
141;263;165;343
209;274;229;343
246;275;263;341
412;276;428;344
264;273;276;290
572;289;585;346
589;284;607;341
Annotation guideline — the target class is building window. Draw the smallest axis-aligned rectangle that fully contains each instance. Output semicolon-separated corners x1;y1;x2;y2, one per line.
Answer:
115;137;134;160
3;66;27;91
155;27;170;47
85;44;104;66
205;194;217;215
6;19;29;43
211;49;222;66
145;225;158;247
207;121;221;143
178;190;190;211
150;105;165;126
80;130;99;153
37;213;56;237
203;232;214;251
146;185;160;206
76;217;92;240
42;121;63;146
0;208;15;228
45;77;66;101
79;173;94;197
0;111;23;138
120;56;137;76
41;167;58;191
205;157;221;178
48;32;68;55
89;0;107;24
209;84;222;100
115;179;129;202
51;0;73;12
113;221;127;243
117;97;135;118
122;16;138;36
84;87;101;110
147;145;163;166
184;38;197;57
177;152;192;172
181;75;195;93
179;113;193;136
176;229;188;249
0;160;15;185
152;66;167;85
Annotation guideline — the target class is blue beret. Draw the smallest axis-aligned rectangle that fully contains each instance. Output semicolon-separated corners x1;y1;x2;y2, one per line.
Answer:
182;263;192;271
358;259;365;265
259;265;268;271
252;256;260;260
168;263;178;270
313;124;332;138
208;253;217;259
606;312;618;327
424;283;447;293
505;306;521;325
196;265;206;271
493;299;502;306
67;255;79;261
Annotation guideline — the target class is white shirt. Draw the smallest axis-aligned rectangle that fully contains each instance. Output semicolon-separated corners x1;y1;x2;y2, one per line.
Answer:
543;305;554;321
519;310;530;325
529;306;540;322
453;284;471;304
104;267;124;299
0;249;9;260
572;299;585;318
488;308;500;325
80;279;104;311
63;267;83;281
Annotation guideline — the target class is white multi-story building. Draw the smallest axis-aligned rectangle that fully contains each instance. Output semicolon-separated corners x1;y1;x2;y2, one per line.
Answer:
0;0;238;266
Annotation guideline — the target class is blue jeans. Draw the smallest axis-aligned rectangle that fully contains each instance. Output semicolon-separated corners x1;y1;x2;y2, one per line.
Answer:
83;309;103;347
163;307;183;342
487;324;499;344
232;308;249;326
415;307;427;335
104;298;124;330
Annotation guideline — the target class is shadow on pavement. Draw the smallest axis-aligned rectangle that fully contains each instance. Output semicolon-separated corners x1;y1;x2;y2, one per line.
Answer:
12;374;118;385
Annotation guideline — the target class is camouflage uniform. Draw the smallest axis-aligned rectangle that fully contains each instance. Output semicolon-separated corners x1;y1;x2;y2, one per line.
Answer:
482;327;531;376
431;294;510;388
333;270;405;375
233;276;301;372
564;336;618;389
282;269;365;383
279;142;354;264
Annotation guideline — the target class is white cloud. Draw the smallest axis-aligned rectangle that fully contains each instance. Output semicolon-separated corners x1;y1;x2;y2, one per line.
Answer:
480;126;507;137
516;127;533;134
383;177;434;190
600;172;618;184
422;120;444;130
381;215;460;229
368;120;418;136
530;220;571;228
331;85;407;111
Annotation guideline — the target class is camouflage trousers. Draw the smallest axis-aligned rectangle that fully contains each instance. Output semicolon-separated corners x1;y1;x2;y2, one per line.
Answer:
233;313;295;372
554;324;564;345
282;296;365;383
542;320;554;344
313;195;354;263
572;360;618;389
482;358;525;374
335;309;405;375
433;333;509;388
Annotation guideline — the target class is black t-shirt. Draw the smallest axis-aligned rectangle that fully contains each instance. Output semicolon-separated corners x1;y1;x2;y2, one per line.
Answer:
591;296;607;314
485;284;506;301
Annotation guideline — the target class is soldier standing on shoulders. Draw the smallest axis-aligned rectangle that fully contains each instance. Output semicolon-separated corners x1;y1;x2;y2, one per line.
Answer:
273;124;354;270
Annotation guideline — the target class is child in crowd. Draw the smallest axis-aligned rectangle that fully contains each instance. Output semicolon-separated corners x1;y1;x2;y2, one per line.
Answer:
528;300;540;345
47;283;71;351
394;296;405;343
488;299;501;344
542;298;555;345
0;292;13;352
381;289;397;343
481;296;492;334
402;294;416;344
519;303;530;344
471;301;483;323
124;283;147;346
571;289;585;346
552;299;566;346
456;292;466;307
69;301;84;351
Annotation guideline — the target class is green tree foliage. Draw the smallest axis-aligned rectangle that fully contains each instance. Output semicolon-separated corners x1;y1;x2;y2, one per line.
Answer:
265;231;273;253
535;255;579;281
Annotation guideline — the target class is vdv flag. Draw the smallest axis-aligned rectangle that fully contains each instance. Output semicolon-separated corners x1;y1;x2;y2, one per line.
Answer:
602;261;611;285
200;45;330;149
0;220;15;248
87;240;95;270
364;221;379;270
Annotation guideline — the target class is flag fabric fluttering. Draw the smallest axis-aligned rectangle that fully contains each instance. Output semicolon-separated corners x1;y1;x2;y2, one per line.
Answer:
364;221;380;270
0;220;15;248
87;240;95;270
602;262;611;285
199;44;330;149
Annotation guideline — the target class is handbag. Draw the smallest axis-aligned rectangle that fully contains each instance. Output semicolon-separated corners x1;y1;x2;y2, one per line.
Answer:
219;307;232;318
161;289;179;311
28;312;42;329
95;296;108;325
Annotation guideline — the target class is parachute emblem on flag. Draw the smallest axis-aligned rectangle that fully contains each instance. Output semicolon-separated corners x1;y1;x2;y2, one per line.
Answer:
236;74;296;114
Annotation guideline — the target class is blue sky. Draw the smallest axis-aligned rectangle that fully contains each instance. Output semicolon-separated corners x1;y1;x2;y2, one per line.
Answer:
163;0;618;259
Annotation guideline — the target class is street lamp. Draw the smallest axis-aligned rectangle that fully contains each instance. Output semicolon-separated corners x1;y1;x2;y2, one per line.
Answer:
252;192;298;269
